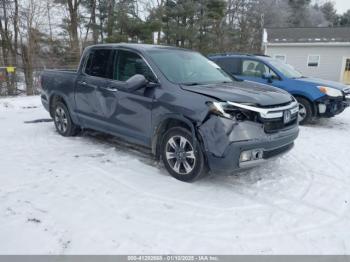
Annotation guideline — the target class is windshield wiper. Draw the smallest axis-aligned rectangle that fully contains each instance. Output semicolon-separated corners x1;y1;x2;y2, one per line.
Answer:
181;82;201;86
182;81;233;86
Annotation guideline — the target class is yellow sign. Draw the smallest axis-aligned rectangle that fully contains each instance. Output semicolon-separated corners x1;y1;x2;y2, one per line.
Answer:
6;67;15;73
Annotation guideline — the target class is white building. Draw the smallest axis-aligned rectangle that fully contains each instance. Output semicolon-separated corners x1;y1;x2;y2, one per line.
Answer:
264;27;350;84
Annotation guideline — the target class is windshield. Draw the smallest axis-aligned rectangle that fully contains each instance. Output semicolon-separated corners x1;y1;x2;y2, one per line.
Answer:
147;49;233;85
268;59;303;79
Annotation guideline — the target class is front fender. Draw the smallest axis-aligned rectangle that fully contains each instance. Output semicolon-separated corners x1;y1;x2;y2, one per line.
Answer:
151;113;199;157
290;90;324;102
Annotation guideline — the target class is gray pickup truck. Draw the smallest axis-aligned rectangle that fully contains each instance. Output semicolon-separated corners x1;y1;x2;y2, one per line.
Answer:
40;43;299;182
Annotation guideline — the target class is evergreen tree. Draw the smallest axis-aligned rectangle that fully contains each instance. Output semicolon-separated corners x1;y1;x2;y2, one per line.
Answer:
288;0;312;26
339;10;350;26
320;2;338;26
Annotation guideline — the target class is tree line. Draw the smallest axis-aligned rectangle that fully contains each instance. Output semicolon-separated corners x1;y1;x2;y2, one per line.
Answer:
1;0;350;96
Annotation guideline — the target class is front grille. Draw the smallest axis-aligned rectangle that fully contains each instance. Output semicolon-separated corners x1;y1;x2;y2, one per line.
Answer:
227;101;299;132
263;143;294;159
259;101;293;109
263;115;298;133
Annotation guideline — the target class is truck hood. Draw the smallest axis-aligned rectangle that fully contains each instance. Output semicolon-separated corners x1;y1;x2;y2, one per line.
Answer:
181;81;293;107
296;77;349;91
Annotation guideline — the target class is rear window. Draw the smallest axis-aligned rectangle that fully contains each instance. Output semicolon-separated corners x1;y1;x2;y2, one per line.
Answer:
213;57;241;75
84;49;113;78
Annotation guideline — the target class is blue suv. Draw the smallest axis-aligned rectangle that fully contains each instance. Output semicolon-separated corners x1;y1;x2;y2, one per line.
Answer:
209;54;350;124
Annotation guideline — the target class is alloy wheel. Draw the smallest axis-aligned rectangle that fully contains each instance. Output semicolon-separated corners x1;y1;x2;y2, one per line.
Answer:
298;103;307;122
54;107;68;133
165;135;196;175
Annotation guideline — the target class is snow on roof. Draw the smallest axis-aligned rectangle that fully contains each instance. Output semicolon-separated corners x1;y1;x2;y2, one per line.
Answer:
266;27;350;43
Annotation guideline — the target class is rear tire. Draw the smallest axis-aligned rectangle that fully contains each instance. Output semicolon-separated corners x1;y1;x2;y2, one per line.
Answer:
53;101;79;136
161;127;206;182
296;97;313;125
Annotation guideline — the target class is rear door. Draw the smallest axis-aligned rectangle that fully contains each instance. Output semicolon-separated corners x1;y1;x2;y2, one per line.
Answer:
75;48;114;129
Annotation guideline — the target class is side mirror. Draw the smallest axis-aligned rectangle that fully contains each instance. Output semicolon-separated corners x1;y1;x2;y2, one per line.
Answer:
126;74;148;91
262;73;274;83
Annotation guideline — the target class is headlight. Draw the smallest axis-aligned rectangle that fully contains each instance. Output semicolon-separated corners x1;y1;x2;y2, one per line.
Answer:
207;101;233;119
207;101;252;121
317;86;343;97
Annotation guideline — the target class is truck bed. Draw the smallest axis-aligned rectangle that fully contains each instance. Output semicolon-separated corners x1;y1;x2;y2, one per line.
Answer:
40;69;78;114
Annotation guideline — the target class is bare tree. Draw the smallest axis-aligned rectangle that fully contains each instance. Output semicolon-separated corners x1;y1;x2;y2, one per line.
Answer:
0;0;19;95
19;0;46;95
46;0;54;41
81;0;98;46
91;0;98;44
106;0;115;41
53;0;82;61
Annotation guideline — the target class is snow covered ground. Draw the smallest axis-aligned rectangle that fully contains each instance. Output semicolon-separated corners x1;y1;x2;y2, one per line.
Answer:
1;96;350;255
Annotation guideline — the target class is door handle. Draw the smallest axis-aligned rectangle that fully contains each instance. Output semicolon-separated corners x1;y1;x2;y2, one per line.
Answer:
100;86;118;92
78;81;87;86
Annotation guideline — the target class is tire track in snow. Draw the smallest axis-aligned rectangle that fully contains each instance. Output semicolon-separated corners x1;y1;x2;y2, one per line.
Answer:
83;163;348;240
88;163;298;215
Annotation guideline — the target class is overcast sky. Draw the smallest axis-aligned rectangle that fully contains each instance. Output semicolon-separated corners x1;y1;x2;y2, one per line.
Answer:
332;0;350;14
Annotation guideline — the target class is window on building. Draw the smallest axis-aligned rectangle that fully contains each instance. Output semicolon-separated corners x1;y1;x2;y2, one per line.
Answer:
84;49;113;78
307;55;320;67
345;59;350;71
343;58;350;84
273;54;286;63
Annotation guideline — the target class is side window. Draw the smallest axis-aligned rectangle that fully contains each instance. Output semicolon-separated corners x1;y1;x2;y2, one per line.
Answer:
215;58;241;75
241;59;277;78
114;50;156;82
84;49;113;78
85;53;94;75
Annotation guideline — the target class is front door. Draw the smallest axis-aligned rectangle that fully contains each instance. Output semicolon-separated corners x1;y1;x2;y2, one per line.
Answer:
101;49;157;147
342;58;350;85
237;59;278;84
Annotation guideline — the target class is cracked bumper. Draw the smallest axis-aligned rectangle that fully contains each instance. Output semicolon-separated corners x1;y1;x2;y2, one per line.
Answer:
198;116;299;173
345;95;350;106
316;96;349;117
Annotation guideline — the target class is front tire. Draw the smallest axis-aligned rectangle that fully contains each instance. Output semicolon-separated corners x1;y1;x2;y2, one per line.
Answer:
296;97;313;125
161;127;206;182
53;102;79;136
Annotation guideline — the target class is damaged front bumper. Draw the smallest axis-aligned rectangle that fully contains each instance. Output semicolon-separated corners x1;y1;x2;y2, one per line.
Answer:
198;116;299;173
345;93;350;106
316;95;349;117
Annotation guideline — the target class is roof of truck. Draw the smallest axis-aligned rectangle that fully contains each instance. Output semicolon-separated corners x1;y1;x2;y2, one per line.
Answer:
208;53;271;60
86;43;189;52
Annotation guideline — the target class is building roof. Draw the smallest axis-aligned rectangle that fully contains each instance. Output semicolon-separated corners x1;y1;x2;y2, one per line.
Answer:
266;27;350;44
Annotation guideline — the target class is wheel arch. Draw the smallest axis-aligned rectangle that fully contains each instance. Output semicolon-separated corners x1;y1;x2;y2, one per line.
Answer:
49;93;69;117
292;94;317;116
48;92;80;125
152;115;203;160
